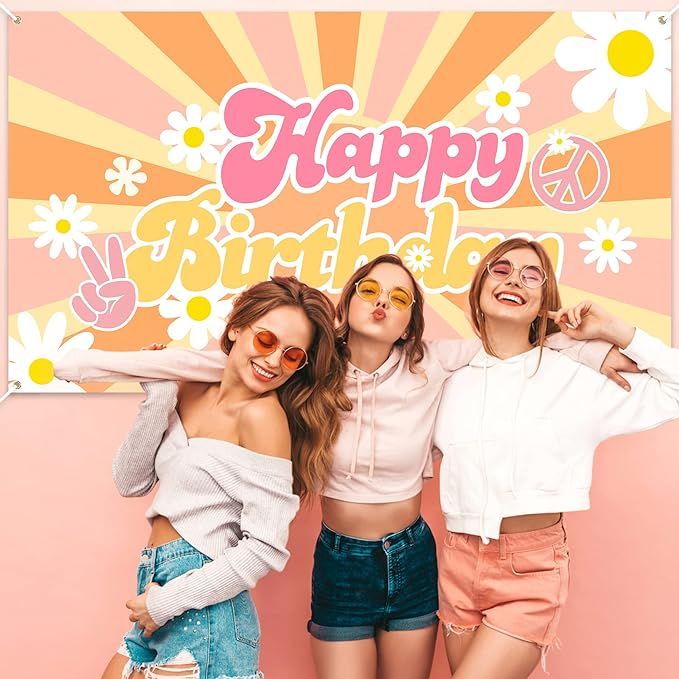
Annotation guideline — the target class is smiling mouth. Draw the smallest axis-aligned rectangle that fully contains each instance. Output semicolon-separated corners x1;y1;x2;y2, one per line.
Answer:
495;292;526;306
251;361;277;381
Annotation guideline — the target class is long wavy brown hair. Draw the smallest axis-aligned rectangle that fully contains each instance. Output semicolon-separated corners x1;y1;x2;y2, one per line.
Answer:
335;254;426;374
468;238;562;358
221;276;350;501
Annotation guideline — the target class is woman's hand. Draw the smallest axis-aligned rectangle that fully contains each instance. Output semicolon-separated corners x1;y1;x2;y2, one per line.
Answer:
141;343;167;351
547;301;635;347
126;582;160;638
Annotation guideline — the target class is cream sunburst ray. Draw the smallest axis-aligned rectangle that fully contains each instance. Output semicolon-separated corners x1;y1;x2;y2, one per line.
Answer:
352;12;388;118
8;300;90;340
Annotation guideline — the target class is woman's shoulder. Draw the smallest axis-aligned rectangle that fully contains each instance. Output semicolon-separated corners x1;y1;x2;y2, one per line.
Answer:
239;394;292;460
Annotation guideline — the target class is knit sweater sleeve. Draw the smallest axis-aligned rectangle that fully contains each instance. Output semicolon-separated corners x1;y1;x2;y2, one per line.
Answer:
112;380;178;497
145;460;300;627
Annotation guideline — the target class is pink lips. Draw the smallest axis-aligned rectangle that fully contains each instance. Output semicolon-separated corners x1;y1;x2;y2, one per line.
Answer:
372;309;386;321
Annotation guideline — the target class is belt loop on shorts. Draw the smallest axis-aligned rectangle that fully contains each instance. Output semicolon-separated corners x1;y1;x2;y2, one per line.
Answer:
404;524;416;545
499;536;507;560
560;514;567;542
333;533;341;552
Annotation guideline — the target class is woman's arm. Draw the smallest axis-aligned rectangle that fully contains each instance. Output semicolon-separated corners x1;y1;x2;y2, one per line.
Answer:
55;347;224;383
112;380;177;497
143;398;299;627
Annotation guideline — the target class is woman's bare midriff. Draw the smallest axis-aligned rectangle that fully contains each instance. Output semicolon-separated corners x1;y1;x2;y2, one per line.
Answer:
147;515;183;547
321;494;422;540
322;495;560;541
500;512;562;534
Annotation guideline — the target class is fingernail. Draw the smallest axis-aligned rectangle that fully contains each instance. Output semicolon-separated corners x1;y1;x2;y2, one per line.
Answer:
625;385;630;391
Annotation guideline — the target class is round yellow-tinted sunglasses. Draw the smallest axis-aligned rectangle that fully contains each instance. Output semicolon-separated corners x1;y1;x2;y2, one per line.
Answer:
355;277;415;311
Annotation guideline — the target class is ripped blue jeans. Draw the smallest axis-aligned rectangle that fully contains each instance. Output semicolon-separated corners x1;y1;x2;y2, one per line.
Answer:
118;538;263;679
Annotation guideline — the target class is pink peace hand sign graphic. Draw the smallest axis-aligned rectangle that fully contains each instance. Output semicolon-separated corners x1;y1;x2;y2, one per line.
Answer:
530;135;610;213
70;235;138;331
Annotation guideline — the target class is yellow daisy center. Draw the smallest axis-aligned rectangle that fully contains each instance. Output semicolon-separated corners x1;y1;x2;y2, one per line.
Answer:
183;126;205;148
186;296;212;321
495;91;512;107
29;357;55;385
607;30;654;77
556;138;563;144
56;219;71;234
601;239;615;252
415;255;422;261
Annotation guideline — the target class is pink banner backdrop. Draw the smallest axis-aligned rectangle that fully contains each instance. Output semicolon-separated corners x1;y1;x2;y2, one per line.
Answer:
1;2;677;678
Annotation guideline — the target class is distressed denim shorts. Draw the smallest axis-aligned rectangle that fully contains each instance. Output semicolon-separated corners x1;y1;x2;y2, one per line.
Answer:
118;538;263;679
307;516;439;641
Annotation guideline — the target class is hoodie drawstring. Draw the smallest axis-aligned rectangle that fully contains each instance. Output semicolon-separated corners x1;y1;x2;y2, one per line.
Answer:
478;361;490;544
346;370;379;480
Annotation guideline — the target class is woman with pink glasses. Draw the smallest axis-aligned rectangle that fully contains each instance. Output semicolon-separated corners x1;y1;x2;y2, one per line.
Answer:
434;239;679;679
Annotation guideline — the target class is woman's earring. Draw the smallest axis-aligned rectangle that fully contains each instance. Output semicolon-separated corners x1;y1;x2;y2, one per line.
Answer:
401;332;409;340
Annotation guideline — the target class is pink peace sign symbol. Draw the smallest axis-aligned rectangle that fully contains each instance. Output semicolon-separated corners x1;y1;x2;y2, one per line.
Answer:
530;135;609;213
70;234;138;331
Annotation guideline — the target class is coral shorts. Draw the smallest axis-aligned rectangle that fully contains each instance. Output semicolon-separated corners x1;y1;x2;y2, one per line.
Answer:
438;517;570;654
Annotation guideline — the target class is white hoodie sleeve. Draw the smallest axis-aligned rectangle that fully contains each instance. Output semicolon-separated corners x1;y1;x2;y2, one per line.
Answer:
55;348;225;383
427;335;611;374
590;329;679;441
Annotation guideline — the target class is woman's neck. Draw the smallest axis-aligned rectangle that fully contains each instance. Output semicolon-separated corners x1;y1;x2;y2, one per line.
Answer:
484;320;533;359
346;332;394;373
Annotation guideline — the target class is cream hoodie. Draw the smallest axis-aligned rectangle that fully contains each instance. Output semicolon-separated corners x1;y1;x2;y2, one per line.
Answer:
433;328;679;542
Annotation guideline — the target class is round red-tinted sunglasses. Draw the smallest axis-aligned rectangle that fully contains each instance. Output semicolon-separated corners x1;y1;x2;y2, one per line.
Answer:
251;328;309;371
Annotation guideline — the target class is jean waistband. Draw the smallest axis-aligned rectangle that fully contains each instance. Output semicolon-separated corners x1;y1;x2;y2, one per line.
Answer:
138;537;201;566
320;515;426;552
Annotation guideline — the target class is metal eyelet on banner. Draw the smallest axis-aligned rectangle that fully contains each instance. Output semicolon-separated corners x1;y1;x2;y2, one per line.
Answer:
0;3;21;24
0;381;22;406
659;3;679;24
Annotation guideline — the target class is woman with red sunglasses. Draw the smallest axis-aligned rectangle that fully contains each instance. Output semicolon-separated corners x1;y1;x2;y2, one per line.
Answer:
58;277;349;679
58;257;630;679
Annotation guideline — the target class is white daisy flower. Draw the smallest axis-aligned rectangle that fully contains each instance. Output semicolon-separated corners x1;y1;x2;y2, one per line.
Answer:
547;128;576;155
160;104;229;173
159;283;233;350
555;12;671;131
475;74;531;124
28;194;98;260
404;245;434;273
8;311;94;392
579;217;637;273
105;157;148;197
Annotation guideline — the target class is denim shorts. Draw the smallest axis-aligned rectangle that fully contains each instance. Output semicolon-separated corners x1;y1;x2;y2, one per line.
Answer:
307;516;439;641
118;538;263;679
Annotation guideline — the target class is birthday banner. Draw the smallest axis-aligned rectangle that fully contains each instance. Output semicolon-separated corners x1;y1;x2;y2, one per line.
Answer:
6;11;671;392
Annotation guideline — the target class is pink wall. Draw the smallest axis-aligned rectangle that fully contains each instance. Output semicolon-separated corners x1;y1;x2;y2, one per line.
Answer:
1;1;678;678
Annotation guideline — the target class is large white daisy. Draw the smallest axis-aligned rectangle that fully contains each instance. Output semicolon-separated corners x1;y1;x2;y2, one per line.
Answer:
579;217;637;273
159;283;233;349
555;12;671;131
160;104;229;173
475;74;531;124
8;312;94;392
28;194;98;259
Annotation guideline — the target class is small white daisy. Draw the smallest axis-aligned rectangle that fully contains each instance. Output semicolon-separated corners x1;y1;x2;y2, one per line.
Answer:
555;12;671;131
475;74;531;124
105;157;148;197
546;129;576;155
8;311;94;392
579;217;637;273
28;194;98;259
404;245;434;273
160;104;229;173
159;283;233;349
